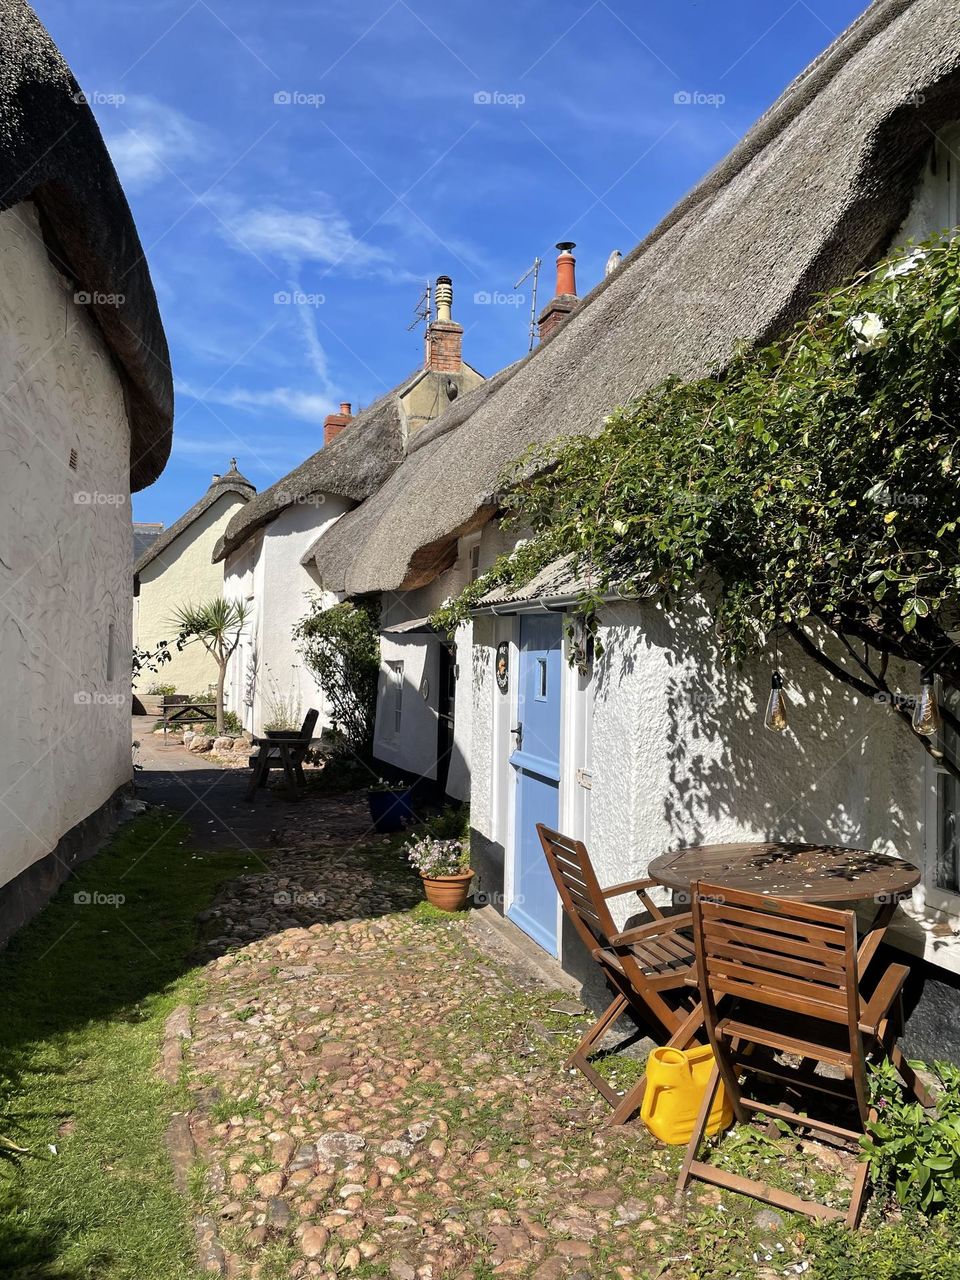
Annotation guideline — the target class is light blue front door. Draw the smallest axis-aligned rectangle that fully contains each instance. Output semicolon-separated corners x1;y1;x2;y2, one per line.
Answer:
508;614;563;955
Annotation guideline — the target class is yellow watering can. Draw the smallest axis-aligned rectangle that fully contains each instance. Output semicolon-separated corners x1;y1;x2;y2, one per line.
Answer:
640;1044;733;1145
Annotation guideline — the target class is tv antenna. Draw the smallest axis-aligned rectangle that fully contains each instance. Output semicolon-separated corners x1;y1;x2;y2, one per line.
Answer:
407;279;432;332
514;256;542;353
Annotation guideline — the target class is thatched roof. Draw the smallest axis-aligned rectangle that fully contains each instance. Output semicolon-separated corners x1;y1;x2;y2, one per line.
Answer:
307;0;960;597
306;366;515;591
1;2;173;491
214;379;410;564
135;462;255;579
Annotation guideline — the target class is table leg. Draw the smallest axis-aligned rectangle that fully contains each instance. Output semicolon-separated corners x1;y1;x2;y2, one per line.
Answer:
856;899;898;974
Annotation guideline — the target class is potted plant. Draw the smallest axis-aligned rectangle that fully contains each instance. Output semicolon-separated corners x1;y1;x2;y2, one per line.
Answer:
406;835;474;911
367;779;413;833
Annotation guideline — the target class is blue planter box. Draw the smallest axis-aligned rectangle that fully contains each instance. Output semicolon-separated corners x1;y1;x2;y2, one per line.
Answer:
367;789;413;833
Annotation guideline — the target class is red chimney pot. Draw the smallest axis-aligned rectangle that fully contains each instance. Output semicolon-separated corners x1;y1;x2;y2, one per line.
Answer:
323;401;353;446
555;241;577;297
537;241;580;343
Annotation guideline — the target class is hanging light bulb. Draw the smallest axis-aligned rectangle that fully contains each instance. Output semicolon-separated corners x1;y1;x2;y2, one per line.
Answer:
913;673;941;737
764;672;789;732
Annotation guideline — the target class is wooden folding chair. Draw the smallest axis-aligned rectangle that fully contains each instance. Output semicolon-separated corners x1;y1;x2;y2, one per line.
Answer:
537;824;704;1125
245;709;319;802
677;881;932;1228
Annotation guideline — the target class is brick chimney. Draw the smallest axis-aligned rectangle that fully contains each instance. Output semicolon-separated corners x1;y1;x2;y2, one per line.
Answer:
323;401;352;446
537;242;579;342
424;275;463;372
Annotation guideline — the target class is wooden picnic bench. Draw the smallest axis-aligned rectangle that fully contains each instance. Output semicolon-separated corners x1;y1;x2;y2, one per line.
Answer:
245;709;319;802
162;697;216;736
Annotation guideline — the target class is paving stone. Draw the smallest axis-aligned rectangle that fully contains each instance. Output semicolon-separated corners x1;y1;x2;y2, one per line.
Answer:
173;781;837;1280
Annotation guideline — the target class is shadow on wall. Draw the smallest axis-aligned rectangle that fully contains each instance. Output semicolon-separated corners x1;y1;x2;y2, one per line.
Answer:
594;598;920;860
373;657;469;801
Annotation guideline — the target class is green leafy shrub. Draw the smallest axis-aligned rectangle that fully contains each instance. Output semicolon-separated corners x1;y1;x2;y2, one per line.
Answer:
294;598;380;752
425;804;470;840
197;712;243;737
863;1057;960;1214
146;682;176;697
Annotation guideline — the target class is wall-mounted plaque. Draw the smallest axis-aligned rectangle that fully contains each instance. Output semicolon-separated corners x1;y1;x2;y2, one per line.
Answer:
496;641;509;693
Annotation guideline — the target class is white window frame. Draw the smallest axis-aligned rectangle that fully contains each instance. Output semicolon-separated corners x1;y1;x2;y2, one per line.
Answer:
387;660;404;738
463;533;482;582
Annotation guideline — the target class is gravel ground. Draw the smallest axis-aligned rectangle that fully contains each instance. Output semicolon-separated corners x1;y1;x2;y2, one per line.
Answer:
177;791;842;1280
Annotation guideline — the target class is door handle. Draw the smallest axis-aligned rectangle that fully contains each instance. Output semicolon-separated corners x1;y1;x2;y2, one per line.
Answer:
511;722;523;750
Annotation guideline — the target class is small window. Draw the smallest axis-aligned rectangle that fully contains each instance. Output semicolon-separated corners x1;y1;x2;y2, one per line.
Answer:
105;622;117;682
536;658;548;700
469;543;481;581
68;447;79;471
388;661;404;736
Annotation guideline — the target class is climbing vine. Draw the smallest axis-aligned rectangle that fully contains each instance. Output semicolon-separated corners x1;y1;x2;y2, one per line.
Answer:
294;597;380;753
433;234;960;774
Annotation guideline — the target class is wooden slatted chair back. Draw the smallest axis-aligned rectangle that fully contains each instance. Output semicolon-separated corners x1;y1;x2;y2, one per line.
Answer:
299;708;319;741
691;880;860;1037
537;824;619;953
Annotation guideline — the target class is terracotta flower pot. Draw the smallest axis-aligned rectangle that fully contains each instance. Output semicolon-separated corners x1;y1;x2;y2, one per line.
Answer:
420;869;475;912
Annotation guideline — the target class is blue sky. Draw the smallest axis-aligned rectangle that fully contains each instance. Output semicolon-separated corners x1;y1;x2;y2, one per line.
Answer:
35;0;868;524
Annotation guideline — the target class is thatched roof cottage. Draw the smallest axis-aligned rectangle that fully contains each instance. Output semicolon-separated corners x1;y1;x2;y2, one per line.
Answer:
133;460;256;697
212;281;485;737
0;1;172;939
305;0;960;1055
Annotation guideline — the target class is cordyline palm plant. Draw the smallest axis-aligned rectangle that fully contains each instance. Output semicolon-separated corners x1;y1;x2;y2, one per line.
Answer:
168;598;248;735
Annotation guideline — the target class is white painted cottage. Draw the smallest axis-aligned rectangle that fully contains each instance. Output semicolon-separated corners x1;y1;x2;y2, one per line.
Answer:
133;461;256;699
304;0;960;1058
0;2;172;940
214;279;484;737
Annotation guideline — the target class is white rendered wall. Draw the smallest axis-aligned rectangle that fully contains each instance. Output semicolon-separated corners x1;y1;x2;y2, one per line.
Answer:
134;491;247;695
224;497;350;736
373;522;507;792
470;555;945;969
256;499;348;733
0;202;133;889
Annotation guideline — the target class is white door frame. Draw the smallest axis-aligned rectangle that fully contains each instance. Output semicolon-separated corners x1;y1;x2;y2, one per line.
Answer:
495;608;592;952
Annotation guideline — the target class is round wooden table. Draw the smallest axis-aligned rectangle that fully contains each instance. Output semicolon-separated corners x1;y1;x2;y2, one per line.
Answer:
648;841;920;906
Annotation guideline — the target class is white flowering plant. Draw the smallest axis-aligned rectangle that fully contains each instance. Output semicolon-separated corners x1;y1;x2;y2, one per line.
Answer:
405;836;470;878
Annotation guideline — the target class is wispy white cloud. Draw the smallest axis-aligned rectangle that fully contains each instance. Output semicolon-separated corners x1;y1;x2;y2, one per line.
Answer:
172;436;305;464
219;201;391;273
102;95;207;192
176;378;335;423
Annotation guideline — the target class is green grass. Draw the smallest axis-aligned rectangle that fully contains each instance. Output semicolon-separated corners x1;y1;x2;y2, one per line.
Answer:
0;810;255;1279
